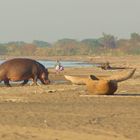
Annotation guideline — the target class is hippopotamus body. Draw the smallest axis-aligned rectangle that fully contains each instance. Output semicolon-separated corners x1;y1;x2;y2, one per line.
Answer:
0;58;50;86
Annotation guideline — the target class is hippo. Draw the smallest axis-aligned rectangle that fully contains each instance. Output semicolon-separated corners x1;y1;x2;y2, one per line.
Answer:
0;58;50;86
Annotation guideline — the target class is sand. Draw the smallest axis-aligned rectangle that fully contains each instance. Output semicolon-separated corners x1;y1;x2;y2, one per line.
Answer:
0;55;139;140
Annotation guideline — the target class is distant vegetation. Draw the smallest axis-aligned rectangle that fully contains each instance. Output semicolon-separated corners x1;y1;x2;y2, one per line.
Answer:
0;33;140;57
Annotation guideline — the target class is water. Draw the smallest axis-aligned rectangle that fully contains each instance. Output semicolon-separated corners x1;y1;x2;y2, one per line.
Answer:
40;60;93;68
0;60;93;68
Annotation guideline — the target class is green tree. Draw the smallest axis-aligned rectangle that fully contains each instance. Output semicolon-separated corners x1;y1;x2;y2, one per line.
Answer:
32;40;51;47
100;33;117;48
130;33;140;42
0;44;7;55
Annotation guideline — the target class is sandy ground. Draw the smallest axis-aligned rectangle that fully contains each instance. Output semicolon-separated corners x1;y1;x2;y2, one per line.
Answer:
0;55;140;140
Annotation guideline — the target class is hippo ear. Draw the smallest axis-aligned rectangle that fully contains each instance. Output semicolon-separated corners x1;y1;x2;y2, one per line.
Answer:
45;68;48;72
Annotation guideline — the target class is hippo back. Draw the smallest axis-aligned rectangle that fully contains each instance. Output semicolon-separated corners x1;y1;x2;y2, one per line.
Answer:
0;58;37;69
0;58;48;81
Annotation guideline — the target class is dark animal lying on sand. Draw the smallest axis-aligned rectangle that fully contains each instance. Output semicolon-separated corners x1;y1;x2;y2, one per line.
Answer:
64;68;136;95
98;62;128;70
0;58;50;86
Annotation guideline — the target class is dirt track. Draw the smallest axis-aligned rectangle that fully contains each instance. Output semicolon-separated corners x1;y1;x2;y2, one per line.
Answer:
0;55;140;140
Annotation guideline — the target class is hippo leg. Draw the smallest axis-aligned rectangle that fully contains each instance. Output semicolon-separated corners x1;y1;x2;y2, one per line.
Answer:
30;76;38;86
20;80;29;86
4;79;11;87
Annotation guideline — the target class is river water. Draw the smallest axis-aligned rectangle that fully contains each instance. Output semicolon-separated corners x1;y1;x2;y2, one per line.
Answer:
0;60;93;68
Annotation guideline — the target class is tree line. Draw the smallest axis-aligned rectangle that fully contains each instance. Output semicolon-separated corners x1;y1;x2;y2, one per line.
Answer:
0;33;140;56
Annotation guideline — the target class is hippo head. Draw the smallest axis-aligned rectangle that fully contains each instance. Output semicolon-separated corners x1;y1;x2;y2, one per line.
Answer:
40;68;50;84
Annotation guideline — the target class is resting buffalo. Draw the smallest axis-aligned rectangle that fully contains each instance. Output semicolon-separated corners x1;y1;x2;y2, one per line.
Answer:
0;58;50;86
64;68;136;95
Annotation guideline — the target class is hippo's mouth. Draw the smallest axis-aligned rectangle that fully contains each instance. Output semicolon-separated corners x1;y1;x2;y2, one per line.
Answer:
44;79;50;84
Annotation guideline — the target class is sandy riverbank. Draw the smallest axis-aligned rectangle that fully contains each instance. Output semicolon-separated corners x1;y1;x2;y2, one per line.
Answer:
0;55;139;140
